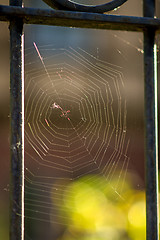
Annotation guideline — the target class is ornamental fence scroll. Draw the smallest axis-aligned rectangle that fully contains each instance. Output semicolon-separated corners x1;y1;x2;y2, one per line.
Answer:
0;1;159;240
42;0;128;13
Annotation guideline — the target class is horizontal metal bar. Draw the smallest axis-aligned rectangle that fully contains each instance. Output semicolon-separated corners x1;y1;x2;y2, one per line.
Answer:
0;5;160;32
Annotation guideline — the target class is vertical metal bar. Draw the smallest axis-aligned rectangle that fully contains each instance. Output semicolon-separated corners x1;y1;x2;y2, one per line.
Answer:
9;0;24;240
143;1;159;240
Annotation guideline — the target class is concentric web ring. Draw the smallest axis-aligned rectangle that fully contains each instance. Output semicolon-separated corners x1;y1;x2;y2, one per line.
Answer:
25;44;130;226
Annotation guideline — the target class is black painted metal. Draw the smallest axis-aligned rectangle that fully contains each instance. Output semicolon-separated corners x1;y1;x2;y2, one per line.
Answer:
0;5;160;32
9;1;24;240
0;0;158;239
143;0;159;240
10;0;22;6
43;0;127;13
144;0;155;18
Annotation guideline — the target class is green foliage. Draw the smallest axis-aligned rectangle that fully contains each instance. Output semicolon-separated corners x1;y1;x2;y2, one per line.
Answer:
51;173;147;240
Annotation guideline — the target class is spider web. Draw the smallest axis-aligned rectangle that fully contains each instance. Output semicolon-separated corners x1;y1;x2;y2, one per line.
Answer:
24;44;130;232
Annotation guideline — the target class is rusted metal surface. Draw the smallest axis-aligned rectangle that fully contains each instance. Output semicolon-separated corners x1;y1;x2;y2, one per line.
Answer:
143;0;159;240
0;5;160;32
9;1;24;240
43;0;128;13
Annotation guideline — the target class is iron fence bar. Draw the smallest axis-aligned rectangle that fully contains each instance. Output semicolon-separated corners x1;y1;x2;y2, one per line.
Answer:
0;5;160;32
9;0;24;240
0;0;158;239
143;0;159;240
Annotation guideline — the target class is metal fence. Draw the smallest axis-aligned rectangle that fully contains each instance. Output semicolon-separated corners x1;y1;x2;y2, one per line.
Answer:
0;0;159;239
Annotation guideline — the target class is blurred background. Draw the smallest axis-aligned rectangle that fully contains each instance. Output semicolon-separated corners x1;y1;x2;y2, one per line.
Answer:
0;0;160;239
